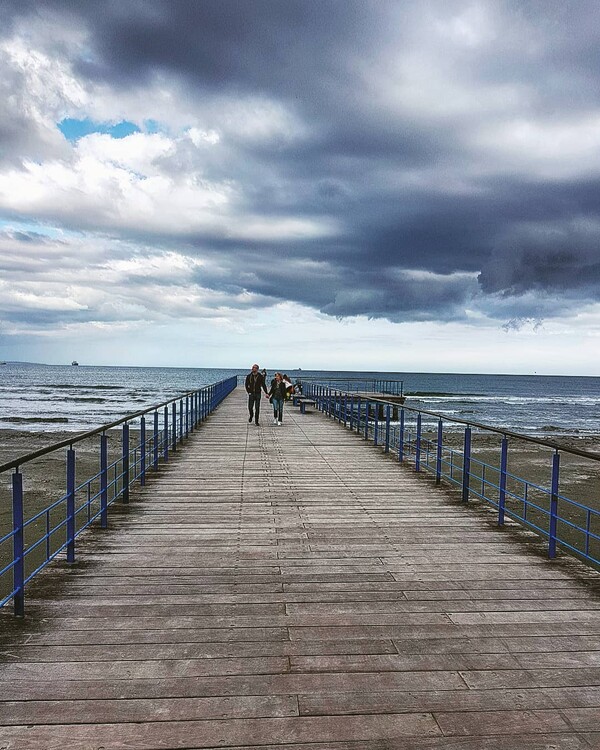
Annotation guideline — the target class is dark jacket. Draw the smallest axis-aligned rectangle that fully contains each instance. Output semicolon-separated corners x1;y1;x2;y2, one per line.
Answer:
269;379;288;401
245;371;267;395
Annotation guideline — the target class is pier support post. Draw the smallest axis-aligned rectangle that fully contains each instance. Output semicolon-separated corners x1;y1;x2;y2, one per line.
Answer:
163;406;169;462
11;470;24;616
100;433;108;527
398;408;405;462
498;437;508;526
122;423;130;504
435;419;443;484
385;405;391;453
172;402;177;452
153;411;159;469
462;427;472;502
140;416;146;487
549;451;560;558
66;447;76;561
415;414;422;472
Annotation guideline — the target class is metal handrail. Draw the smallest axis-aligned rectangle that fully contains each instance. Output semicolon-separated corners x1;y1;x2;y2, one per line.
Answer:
0;376;238;615
374;399;600;462
304;382;600;568
0;385;223;474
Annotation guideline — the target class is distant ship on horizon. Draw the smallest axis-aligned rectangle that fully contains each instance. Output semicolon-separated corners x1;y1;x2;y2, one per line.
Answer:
71;361;79;366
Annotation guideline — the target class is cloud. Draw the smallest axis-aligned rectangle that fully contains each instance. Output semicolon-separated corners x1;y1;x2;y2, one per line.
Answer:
1;0;600;369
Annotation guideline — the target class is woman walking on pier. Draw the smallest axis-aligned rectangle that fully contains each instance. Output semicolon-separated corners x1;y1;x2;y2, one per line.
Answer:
269;372;287;425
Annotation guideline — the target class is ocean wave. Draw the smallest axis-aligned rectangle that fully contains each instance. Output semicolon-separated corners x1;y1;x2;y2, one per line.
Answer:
38;384;126;391
68;397;108;403
405;391;482;397
5;416;69;423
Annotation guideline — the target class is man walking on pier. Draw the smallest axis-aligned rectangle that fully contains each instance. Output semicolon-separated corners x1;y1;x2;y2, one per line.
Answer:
245;364;268;425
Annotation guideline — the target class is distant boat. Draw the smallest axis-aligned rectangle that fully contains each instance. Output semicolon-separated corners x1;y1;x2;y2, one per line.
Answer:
0;361;6;365
71;361;79;366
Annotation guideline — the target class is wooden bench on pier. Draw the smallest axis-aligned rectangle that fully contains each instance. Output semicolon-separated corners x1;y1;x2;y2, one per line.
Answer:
296;397;316;413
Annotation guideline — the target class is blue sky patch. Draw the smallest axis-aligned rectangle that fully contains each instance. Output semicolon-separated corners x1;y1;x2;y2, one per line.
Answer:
58;118;141;142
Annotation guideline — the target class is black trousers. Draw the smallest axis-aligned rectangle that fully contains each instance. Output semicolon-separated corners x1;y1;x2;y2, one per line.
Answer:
248;392;262;423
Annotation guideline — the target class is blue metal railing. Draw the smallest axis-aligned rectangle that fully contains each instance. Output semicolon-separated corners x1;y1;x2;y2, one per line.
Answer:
304;383;600;568
297;377;404;396
0;376;237;615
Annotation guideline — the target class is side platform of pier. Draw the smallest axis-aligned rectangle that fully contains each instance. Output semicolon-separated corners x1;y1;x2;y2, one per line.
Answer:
2;387;600;748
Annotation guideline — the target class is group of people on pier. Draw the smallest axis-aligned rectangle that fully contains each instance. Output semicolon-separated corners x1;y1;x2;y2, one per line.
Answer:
244;364;296;426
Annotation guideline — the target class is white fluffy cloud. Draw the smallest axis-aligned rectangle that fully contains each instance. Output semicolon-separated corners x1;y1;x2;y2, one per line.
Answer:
1;1;600;373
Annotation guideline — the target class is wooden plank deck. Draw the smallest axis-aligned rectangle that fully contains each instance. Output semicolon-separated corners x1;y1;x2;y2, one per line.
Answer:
2;386;600;749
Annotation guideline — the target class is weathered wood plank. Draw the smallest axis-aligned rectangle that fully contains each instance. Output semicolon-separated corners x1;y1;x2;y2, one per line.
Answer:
1;386;600;748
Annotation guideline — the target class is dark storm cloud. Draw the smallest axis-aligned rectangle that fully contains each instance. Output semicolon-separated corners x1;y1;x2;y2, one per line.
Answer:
3;0;600;325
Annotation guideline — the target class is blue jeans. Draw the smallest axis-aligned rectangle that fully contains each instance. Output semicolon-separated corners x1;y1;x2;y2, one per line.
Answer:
272;398;284;422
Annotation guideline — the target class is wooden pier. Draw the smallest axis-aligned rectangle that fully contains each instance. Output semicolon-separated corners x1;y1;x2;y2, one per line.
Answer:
2;387;600;748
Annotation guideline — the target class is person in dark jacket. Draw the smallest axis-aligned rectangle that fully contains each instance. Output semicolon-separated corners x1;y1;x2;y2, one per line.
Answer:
268;372;288;425
245;364;268;425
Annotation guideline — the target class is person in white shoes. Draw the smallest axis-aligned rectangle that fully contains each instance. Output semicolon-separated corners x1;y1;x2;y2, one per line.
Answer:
268;372;287;425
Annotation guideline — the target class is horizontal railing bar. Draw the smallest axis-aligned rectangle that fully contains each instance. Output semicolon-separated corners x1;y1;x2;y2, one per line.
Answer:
0;383;215;473
311;385;600;462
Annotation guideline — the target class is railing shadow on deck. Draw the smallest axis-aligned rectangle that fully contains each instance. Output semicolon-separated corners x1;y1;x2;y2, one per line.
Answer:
304;383;600;570
0;376;237;616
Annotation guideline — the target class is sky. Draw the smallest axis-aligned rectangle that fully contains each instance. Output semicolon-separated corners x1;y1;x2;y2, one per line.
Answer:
0;0;599;375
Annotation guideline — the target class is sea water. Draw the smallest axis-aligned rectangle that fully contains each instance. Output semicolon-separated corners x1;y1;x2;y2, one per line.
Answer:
0;363;599;436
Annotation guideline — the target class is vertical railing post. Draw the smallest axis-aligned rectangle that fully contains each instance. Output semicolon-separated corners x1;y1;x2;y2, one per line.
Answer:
66;447;76;562
343;394;348;427
185;396;190;437
415;414;422;472
356;397;361;433
153;411;159;468
12;469;25;616
122;423;130;504
364;400;370;440
398;408;405;462
100;432;108;527
374;404;379;446
140;416;146;487
385;404;391;453
163;406;169;462
179;399;184;444
549;451;560;559
171;402;177;451
462;426;472;502
435;419;443;484
349;396;354;430
498;436;508;526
